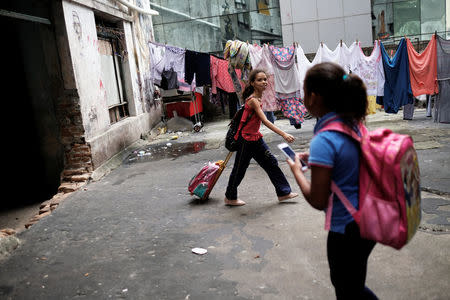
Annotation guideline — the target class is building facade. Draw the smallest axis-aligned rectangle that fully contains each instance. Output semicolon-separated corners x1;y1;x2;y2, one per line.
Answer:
1;0;161;206
280;0;450;55
150;0;283;54
280;0;373;53
372;0;450;43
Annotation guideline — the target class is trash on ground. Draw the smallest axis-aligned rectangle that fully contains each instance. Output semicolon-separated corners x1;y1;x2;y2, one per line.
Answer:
191;247;207;255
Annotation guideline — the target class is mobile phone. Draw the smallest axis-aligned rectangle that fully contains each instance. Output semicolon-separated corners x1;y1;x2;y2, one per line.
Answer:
277;143;308;171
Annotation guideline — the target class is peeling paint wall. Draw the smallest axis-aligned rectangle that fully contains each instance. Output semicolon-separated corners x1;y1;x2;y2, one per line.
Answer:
58;0;162;169
62;2;109;139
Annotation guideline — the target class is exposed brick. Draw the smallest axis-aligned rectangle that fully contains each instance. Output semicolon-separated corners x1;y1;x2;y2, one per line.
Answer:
63;168;86;176
70;174;91;182
0;228;16;235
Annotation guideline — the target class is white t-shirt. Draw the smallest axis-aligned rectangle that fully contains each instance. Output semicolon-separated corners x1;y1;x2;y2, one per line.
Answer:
352;41;383;96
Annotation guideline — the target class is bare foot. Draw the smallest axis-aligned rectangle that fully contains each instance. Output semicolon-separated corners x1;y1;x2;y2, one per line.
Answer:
224;197;246;206
278;192;298;202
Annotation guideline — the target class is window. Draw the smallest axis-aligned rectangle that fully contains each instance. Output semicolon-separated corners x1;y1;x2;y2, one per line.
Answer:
235;0;247;9
237;12;250;28
373;2;394;39
393;0;420;37
257;0;271;16
421;0;445;40
96;22;129;124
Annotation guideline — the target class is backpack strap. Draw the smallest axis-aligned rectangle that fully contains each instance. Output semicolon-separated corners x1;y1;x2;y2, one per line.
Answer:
317;121;363;142
325;181;359;230
318;119;364;230
237;110;253;136
235;101;254;138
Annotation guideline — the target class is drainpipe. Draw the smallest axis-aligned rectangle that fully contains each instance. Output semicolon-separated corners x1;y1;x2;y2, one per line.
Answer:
149;2;220;29
115;0;159;16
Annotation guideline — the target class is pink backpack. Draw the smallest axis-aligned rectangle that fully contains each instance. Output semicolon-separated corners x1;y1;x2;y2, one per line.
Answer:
319;120;421;249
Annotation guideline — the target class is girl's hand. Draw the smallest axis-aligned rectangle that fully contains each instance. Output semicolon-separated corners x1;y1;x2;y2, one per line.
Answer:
298;152;309;164
283;133;295;143
287;153;303;174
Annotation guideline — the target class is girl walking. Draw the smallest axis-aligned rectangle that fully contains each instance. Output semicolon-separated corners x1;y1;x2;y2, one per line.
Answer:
287;62;378;299
225;69;298;206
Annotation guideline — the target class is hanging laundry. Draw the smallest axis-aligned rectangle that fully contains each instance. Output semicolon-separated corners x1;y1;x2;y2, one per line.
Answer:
435;36;450;123
148;42;166;85
248;44;278;111
296;44;321;98
163;45;186;81
210;55;244;94
269;45;301;94
276;92;307;125
224;40;251;70
160;68;179;90
316;43;341;65
352;40;383;97
185;50;211;87
339;42;360;73
406;35;438;97
378;39;413;114
316;42;359;73
366;95;380;115
248;44;274;75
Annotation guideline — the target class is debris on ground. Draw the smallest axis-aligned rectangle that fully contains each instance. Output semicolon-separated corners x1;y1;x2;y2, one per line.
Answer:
191;247;207;255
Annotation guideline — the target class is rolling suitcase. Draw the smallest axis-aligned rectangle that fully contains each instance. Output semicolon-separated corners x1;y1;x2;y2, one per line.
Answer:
188;152;233;200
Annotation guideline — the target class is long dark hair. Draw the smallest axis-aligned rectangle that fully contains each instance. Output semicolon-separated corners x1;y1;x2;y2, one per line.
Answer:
304;62;368;123
242;69;267;101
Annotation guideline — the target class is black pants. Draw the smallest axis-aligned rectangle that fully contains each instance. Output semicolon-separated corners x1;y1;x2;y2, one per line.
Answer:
327;221;377;300
184;50;211;86
225;138;291;200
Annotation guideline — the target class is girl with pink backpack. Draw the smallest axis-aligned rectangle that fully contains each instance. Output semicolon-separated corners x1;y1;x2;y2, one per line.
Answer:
287;62;378;299
288;62;422;298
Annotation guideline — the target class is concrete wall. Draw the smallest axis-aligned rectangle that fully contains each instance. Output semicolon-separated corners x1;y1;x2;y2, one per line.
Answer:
280;0;372;53
58;0;162;169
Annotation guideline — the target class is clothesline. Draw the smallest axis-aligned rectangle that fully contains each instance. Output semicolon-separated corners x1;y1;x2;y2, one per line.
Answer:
148;34;450;124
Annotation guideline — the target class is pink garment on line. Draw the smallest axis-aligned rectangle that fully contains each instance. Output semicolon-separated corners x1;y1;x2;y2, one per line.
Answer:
261;75;279;111
406;35;438;97
210;55;243;94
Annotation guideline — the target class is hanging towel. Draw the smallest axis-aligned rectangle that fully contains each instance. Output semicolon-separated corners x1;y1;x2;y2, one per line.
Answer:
379;39;413;114
185;50;211;87
435;36;450;123
406;35;438;97
224;40;251;70
269;45;301;94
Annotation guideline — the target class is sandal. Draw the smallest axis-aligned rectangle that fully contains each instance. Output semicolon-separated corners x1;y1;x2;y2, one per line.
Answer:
278;192;298;202
224;197;246;206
